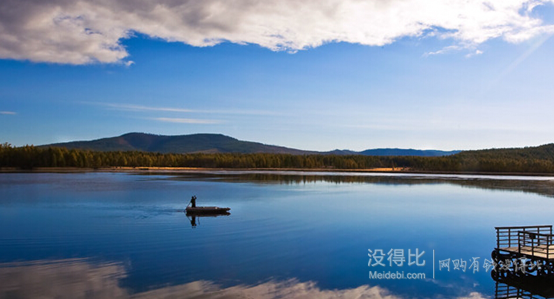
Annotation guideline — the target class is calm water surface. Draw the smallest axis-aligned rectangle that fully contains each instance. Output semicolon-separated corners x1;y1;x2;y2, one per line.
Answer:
2;171;554;298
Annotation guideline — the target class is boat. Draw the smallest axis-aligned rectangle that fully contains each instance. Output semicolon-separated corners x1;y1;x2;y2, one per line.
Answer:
185;206;231;215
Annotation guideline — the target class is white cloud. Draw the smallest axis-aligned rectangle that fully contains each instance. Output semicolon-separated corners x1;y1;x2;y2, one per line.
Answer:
0;111;16;115
465;49;484;58
424;45;463;56
1;0;554;64
425;46;484;57
87;101;280;116
99;103;194;113
152;117;221;124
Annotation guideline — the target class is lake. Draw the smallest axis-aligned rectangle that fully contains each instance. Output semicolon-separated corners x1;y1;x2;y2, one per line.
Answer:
2;171;554;298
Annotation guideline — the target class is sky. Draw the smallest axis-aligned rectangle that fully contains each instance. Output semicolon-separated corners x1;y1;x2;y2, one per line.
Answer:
2;0;554;151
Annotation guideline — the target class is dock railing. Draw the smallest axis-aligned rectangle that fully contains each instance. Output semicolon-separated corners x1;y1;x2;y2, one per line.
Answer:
518;231;553;258
495;225;553;250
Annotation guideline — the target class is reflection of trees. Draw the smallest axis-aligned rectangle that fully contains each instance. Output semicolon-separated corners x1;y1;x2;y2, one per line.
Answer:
0;258;484;299
172;173;554;198
454;179;554;198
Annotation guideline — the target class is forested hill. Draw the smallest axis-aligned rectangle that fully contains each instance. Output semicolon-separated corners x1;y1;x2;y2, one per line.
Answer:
42;132;459;156
403;143;554;173
457;144;554;160
439;143;554;173
43;133;312;155
3;141;554;173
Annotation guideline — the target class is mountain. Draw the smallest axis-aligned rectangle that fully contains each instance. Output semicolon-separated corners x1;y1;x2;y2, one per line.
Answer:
326;149;358;155
42;132;459;156
43;133;312;155
360;148;461;157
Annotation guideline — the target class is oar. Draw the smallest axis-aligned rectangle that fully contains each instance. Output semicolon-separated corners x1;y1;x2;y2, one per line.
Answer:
187;196;193;208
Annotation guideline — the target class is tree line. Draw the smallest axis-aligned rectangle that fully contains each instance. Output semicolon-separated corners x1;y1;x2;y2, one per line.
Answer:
1;143;554;173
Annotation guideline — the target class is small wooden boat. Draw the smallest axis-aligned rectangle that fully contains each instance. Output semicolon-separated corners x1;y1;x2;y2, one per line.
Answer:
186;206;231;215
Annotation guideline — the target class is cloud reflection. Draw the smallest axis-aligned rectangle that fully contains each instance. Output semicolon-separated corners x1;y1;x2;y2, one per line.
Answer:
0;258;486;299
0;259;127;299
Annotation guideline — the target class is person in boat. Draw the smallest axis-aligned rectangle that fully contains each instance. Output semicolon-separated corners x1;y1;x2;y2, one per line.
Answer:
190;195;197;208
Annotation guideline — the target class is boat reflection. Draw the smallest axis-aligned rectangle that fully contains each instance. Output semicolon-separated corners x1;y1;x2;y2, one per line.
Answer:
186;212;230;228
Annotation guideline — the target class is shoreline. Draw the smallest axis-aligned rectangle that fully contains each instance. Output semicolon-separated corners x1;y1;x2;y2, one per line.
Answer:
2;167;554;177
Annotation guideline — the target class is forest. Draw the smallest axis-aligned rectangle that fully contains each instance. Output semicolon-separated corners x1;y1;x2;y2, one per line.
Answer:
1;143;554;173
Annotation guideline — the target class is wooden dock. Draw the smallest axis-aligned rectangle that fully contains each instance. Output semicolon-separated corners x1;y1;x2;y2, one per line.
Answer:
493;225;554;298
493;225;554;277
496;225;554;260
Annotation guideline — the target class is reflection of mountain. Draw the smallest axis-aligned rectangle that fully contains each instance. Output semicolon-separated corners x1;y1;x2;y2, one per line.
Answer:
0;259;483;299
171;172;554;198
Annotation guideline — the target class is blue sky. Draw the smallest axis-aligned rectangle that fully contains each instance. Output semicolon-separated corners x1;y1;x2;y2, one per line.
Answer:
2;1;554;151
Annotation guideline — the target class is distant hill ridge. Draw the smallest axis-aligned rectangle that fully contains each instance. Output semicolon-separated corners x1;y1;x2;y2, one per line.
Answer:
42;132;460;157
360;148;460;157
44;133;311;155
